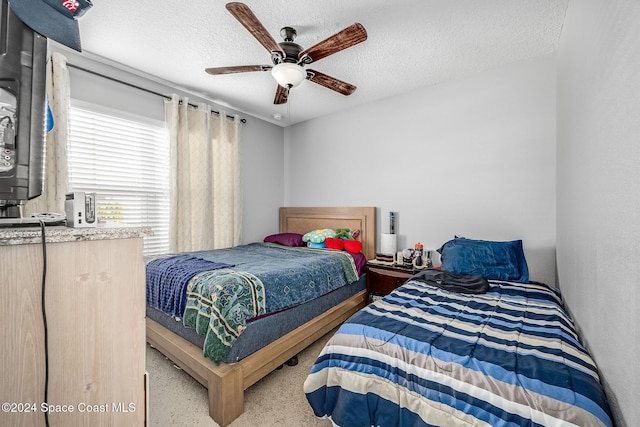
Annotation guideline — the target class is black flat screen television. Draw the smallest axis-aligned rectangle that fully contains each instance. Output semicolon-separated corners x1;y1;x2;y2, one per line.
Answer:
0;0;47;218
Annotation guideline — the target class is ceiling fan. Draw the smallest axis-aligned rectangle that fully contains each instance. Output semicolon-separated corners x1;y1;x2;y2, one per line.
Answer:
205;2;367;105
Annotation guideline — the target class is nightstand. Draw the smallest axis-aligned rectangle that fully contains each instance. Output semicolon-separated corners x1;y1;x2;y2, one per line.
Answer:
366;262;419;302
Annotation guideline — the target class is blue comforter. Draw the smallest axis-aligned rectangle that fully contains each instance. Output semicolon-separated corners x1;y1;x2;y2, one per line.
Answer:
304;279;613;427
147;243;359;363
146;254;232;318
182;243;358;313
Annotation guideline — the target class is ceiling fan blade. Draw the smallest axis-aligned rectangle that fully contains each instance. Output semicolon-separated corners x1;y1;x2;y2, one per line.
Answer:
205;65;271;75
298;23;367;65
307;70;357;96
226;2;284;58
274;84;289;104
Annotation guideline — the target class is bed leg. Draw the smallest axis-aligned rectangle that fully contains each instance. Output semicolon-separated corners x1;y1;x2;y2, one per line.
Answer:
208;365;244;427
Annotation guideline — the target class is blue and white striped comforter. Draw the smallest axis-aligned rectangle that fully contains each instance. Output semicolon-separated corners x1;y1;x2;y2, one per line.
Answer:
304;279;613;427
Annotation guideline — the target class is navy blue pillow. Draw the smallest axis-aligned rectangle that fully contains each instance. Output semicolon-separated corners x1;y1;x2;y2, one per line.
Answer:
437;237;529;283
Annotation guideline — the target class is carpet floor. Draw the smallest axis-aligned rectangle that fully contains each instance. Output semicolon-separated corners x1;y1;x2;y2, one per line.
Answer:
146;329;336;427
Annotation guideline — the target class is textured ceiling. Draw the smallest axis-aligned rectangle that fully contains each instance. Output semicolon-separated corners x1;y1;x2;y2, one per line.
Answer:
76;0;568;126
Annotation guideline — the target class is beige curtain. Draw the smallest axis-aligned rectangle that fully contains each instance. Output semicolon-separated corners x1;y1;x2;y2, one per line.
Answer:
165;95;242;252
23;52;70;216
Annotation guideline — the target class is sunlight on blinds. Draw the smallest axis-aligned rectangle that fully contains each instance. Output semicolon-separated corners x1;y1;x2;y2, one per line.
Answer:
68;102;170;255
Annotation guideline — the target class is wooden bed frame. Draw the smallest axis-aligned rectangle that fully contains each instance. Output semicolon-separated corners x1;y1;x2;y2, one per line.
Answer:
146;206;376;426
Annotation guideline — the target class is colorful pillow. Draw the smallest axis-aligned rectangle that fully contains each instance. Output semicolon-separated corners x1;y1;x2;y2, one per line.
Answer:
437;237;529;283
302;229;336;244
263;233;304;247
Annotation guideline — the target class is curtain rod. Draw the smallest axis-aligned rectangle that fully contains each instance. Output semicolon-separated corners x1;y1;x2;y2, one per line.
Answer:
67;63;247;124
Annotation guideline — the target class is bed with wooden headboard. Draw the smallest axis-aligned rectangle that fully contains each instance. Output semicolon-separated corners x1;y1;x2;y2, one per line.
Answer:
146;206;376;426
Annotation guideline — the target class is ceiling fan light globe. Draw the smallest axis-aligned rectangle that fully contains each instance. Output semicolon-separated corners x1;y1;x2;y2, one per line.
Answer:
271;63;306;88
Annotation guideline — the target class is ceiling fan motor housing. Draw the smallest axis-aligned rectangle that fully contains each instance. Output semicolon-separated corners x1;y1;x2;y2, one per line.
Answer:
277;27;303;64
278;42;303;63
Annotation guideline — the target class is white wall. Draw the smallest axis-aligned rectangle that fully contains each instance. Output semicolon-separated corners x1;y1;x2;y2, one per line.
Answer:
285;54;557;285
240;118;285;243
557;1;640;426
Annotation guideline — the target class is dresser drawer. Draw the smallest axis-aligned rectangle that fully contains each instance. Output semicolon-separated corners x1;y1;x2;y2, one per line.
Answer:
366;265;414;299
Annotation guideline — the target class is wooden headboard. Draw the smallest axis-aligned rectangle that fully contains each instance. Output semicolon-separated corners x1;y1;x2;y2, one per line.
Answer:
279;207;376;260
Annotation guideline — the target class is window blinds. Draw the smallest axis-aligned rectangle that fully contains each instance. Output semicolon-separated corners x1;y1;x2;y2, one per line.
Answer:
68;102;170;255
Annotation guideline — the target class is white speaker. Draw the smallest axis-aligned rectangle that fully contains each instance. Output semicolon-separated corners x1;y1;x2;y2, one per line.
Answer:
65;192;97;228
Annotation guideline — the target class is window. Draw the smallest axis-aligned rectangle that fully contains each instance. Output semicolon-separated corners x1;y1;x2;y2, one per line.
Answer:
67;100;170;255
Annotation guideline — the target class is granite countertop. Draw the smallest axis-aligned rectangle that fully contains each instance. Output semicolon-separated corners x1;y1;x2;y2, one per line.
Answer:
0;224;153;246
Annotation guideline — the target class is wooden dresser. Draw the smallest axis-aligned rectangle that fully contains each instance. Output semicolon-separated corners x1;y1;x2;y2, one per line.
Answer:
0;225;150;427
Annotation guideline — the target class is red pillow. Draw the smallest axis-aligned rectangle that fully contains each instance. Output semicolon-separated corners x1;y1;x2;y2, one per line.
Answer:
324;237;344;250
343;240;362;254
